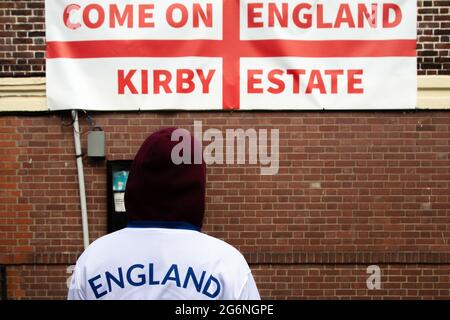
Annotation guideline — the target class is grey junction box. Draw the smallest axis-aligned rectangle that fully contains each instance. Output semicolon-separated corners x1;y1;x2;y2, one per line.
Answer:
88;129;105;157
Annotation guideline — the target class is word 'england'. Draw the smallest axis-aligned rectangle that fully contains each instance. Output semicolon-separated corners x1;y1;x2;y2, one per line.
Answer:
87;263;221;299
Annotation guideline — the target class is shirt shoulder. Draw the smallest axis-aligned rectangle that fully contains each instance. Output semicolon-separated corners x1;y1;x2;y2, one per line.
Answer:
75;228;129;264
194;232;250;265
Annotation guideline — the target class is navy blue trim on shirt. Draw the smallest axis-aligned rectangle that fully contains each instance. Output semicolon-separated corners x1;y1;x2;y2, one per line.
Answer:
127;220;201;232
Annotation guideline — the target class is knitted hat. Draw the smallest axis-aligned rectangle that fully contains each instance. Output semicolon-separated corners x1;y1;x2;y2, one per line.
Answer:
125;127;206;229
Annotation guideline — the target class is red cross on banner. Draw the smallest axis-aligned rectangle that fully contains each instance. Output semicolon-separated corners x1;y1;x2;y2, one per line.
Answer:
46;0;417;111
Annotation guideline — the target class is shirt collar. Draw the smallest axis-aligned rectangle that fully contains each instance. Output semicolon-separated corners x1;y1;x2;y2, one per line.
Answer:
127;220;201;232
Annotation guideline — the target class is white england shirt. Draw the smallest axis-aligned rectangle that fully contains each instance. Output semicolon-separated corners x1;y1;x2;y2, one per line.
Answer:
68;221;260;300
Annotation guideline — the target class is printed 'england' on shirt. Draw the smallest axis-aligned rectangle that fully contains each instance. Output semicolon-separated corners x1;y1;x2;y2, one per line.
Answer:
68;223;260;300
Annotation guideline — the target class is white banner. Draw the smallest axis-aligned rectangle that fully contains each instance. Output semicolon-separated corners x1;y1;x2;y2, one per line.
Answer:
46;0;417;111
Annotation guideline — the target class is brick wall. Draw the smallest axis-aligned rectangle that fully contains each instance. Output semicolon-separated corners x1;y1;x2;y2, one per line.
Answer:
253;264;450;299
1;0;450;77
0;0;449;300
0;112;449;299
0;1;45;77
417;0;450;75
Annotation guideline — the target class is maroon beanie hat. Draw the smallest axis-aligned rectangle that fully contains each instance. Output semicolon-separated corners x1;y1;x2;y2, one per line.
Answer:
125;127;206;229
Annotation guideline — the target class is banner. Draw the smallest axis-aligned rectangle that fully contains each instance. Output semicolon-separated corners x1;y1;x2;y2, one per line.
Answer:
46;0;417;111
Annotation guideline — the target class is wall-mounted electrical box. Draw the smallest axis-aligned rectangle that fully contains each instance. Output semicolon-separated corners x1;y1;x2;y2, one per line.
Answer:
88;128;105;157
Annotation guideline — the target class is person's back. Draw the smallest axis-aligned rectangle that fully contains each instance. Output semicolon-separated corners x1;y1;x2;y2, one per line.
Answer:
68;127;260;300
68;223;259;299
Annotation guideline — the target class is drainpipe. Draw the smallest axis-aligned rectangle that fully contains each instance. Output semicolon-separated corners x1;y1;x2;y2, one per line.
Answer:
72;110;90;249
